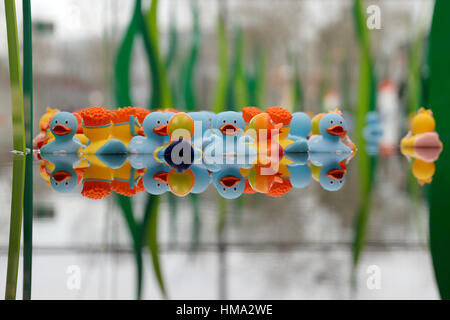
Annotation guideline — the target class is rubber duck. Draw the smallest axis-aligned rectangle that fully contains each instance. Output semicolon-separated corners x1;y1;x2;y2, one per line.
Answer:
128;111;173;155
111;107;143;147
204;111;251;157
309;152;350;191
363;111;383;154
156;112;202;167
80;106;128;155
211;164;246;199
40;153;81;193
40;112;84;154
308;111;351;153
284;112;311;153
401;145;442;185
401;108;443;148
33;107;59;149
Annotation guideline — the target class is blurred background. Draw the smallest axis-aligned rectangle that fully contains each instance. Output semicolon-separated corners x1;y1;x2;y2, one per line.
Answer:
0;0;444;299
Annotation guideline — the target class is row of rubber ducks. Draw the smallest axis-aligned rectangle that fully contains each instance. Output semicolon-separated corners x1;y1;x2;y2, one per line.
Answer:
38;151;353;200
35;106;356;161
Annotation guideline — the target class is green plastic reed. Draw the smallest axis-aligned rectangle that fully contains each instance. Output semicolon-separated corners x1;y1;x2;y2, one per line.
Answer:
4;0;26;300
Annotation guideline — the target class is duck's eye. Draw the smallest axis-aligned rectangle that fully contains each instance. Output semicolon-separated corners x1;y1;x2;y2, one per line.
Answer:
340;121;343;124
65;181;69;186
330;181;334;184
223;120;226;123
330;120;334;124
234;187;237;191
157;120;161;124
55;182;59;186
339;180;342;184
65;120;69;124
223;187;226;191
166;120;169;124
157;183;161;187
54;120;58;124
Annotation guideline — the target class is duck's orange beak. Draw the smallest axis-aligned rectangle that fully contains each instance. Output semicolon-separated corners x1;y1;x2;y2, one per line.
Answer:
220;123;240;135
326;125;345;137
153;124;168;136
53;170;73;182
40;121;50;132
219;175;241;187
153;171;169;183
326;168;345;180
52;124;72;136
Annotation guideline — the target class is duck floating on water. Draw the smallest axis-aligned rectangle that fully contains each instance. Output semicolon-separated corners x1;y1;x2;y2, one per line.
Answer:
80;106;128;155
40;112;84;154
308;110;352;154
401;108;443;149
204;111;251;158
128;111;173;155
111;107;146;147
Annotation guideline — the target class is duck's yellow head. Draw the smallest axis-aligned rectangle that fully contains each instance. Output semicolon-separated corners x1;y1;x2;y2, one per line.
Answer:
168;113;194;140
412;108;435;134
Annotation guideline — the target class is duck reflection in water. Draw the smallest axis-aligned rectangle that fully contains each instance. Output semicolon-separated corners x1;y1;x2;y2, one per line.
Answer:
37;149;355;199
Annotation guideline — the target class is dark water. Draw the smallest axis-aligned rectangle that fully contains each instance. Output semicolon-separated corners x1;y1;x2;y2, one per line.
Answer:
0;148;442;299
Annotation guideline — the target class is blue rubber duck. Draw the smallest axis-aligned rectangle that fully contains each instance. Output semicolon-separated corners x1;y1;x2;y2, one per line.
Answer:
363;111;383;154
210;164;245;199
285;112;311;153
204;111;253;157
40;112;83;154
286;153;312;189
309;152;349;191
40;153;80;193
128;111;173;154
308;112;351;153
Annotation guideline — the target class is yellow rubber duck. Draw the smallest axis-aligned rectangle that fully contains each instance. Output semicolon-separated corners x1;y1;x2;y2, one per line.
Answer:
79;106;128;155
111;107;144;147
401;108;443;148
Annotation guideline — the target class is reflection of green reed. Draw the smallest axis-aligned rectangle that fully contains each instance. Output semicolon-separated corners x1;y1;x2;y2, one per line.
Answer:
4;0;26;300
22;0;34;300
428;0;450;300
114;0;168;299
351;0;377;285
406;22;427;241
